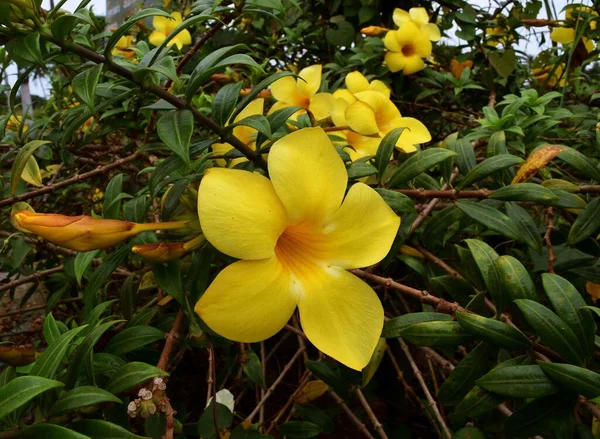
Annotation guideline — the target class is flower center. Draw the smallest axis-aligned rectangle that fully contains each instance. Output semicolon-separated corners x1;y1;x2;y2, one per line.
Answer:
401;44;416;57
275;223;325;284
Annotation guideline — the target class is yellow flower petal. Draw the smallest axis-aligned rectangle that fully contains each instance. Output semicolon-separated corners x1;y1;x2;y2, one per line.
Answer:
346;101;379;135
346;131;381;161
332;98;350;127
298;266;384;370
149;31;167;47
237;98;264;121
176;29;192;46
309;92;335;121
197;168;287;260
409;7;429;26
321;183;400;268
297;64;322;98
271;76;299;104
422;23;441;41
392;8;410;27
385;52;406;73
211;142;233;167
152;15;169;33
268;127;347;223
345;71;370;94
396;117;431;149
551;27;575;44
383;30;402;52
370;80;391;98
21;156;43;187
195;258;297;342
402;56;426;75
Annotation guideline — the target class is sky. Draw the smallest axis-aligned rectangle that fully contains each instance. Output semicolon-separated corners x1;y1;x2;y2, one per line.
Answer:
6;0;575;97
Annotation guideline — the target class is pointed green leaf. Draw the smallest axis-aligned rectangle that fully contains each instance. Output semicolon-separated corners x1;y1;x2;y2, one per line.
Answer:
399;321;473;347
382;313;453;338
505;202;543;253
457;202;521;241
105;362;168;395
464;239;505;314
489;183;560;203
538;362;600;397
0;376;64;420
30;326;87;379
10;140;51;195
494;255;538;302
71;64;103;112
387;148;457;188
105;326;165;357
157;110;194;165
374;127;404;181
476;365;559;397
456;312;531;349
50;386;122;416
72;419;150;439
456;154;523;189
22;424;90;439
567;198;600;245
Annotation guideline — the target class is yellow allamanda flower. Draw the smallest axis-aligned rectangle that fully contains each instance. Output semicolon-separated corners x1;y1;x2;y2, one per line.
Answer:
149;12;192;49
6;115;27;132
212;98;264;167
269;65;335;121
393;7;441;42
551;6;597;54
344;91;431;153
345;71;391;98
532;63;566;88
337;130;382;162
14;210;188;252
111;35;137;59
384;22;433;75
194;127;400;370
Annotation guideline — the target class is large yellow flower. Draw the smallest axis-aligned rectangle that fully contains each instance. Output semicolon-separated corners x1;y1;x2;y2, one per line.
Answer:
384;22;432;74
338;131;382;162
212;98;264;167
269;65;335;121
393;7;441;42
551;7;597;54
345;72;391;98
532;64;566;88
111;35;136;59
344;91;431;153
194;127;400;370
149;12;192;49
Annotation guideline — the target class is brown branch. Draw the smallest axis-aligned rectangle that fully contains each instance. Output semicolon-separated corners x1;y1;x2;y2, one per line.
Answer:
0;265;64;293
245;347;305;422
329;391;376;439
265;372;312;434
544;207;556;274
394;185;600;200
0;297;82;319
398;338;452;439
355;388;389;439
0;152;141;208
580;396;600;420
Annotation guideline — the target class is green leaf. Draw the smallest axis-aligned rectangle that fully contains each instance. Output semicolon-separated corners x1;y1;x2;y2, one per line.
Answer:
71;64;102;112
83;300;118;331
494;255;538;302
153;261;184;306
50;386;122;416
325;17;355;46
279;421;323;438
157;110;194;165
374;127;404;181
476;365;559;397
212;82;243;126
373;189;416;213
30;326;87;379
488;49;516;78
538;362;600;397
0;376;64;420
453;427;485;439
382;313;453;338
489;183;560;204
464;239;504;314
133;56;179;83
450;138;476;175
456;154;523;189
456;312;531;349
243;348;264;388
102;173;126;220
457;202;521;241
541;273;595;358
6;34;44;67
387;148;457;188
505;202;543;253
105;362;168;395
197;401;233;438
224;114;271;138
567;198;600;245
558;146;600;181
486;131;506;156
75;250;99;286
304;361;346;391
105;8;171;58
72;419;150;439
399;321;473;347
10;140;51;195
422;206;464;248
438;342;495;406
105;326;165;357
504;393;577;437
22;424;90;439
65;320;123;390
346;162;378;180
50;14;81;41
231;71;296;121
362;338;386;387
43;313;63;345
514;299;584;364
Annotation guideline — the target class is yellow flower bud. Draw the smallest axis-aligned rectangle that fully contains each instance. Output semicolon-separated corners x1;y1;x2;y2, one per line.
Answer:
360;26;388;36
132;235;205;263
13;210;188;252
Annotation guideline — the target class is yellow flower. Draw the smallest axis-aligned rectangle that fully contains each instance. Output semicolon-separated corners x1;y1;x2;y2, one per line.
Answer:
111;35;136;59
269;65;335;121
338;130;382;162
384;22;432;74
345;71;390;98
532;64;566;88
551;7;597;53
194;127;400;370
6;115;27;133
212;98;264;167
393;7;441;41
149;12;192;49
344;91;431;153
14;210;188;252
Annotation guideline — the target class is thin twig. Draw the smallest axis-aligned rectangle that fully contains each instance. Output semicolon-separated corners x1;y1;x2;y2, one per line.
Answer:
355;388;389;439
580;396;600;419
0;297;82;319
329;391;376;439
544;207;556;274
0;265;64;293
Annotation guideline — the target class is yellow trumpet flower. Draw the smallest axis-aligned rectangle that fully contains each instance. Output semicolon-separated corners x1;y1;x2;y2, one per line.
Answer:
194;127;400;370
212;98;264;167
149;12;192;49
269;65;335;121
551;6;597;53
111;35;136;59
393;7;441;42
14;210;188;252
384;22;433;74
345;71;391;98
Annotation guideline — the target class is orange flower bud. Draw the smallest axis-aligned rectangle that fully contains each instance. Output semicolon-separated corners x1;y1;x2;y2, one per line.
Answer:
132;242;187;263
450;59;474;79
14;211;188;252
240;88;272;98
360;26;388;36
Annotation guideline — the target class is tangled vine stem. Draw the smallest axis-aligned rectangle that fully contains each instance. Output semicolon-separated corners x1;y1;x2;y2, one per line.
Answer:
393;185;600;199
40;36;268;171
329;391;377;439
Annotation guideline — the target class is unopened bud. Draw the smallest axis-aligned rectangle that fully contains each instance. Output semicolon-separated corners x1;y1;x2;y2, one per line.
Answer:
132;235;205;263
360;26;388;36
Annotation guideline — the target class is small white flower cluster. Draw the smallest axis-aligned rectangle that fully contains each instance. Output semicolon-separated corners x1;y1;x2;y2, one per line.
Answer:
127;377;168;418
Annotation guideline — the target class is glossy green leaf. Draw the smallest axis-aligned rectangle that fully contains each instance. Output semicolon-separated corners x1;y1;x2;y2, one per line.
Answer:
558;146;600;181
71;64;102;112
567;198;600;245
0;376;64;419
279;421;323;438
50;386;122;415
105;326;165;357
374;127;404;180
30;326;87;379
157;110;194;165
382;312;453;338
72;419;150;439
22;424;90;439
538;362;600;397
494;255;538;302
476;365;559;397
489;183;560;203
387;148;457;188
197;401;233;438
74;250;99;286
457;202;521;241
243;348;265;388
505;202;543;253
456;312;531;349
10;140;51;195
456;154;523;189
212;82;243;126
105;362;168;395
464;239;504;314
362;338;387;387
399;321;473;347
